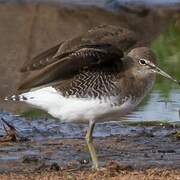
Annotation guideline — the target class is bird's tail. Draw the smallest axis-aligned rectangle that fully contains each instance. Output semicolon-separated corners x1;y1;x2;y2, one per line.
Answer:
4;94;28;102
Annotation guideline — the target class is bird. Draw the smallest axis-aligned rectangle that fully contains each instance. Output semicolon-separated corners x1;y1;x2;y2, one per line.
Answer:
4;24;179;170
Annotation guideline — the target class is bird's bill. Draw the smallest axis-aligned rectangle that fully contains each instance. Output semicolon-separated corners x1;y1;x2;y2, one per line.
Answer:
153;66;180;85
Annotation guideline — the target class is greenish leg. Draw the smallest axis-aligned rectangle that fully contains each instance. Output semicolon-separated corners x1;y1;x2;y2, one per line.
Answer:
85;120;99;170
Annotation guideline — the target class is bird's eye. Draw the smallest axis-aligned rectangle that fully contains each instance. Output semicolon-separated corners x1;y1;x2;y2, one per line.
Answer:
139;59;146;65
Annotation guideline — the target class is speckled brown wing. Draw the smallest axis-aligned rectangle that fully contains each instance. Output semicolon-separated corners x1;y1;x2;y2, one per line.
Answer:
18;44;123;91
18;25;137;91
20;43;62;72
53;25;137;58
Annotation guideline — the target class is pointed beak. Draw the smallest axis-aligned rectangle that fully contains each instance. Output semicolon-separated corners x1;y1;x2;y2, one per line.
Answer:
153;66;180;85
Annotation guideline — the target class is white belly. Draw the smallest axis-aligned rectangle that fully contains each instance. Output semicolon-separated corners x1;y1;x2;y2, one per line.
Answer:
19;87;136;123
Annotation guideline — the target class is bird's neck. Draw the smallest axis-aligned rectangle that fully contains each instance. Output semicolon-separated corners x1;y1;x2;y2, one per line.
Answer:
120;71;156;103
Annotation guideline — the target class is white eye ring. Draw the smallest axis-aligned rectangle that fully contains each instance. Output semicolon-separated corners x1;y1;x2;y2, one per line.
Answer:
139;59;147;65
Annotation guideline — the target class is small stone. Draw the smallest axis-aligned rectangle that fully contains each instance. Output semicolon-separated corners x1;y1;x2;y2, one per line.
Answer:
158;149;176;153
50;162;60;171
80;159;89;164
174;131;180;140
144;153;149;157
22;154;40;163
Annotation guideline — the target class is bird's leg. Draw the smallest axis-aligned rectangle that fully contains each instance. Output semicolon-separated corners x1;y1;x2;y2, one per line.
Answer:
85;120;99;170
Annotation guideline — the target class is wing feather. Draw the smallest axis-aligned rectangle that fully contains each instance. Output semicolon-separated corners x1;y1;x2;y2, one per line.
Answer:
18;44;123;91
18;25;137;91
20;43;62;72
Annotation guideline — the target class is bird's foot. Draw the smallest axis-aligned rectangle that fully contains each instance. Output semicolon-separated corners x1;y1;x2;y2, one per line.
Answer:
91;162;107;171
92;166;106;171
0;118;28;143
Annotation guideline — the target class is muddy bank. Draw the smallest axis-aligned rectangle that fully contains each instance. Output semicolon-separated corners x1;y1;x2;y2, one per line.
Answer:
0;113;180;174
1;169;180;180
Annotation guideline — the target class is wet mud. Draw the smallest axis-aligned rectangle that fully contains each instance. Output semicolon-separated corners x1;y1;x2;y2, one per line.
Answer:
0;113;180;174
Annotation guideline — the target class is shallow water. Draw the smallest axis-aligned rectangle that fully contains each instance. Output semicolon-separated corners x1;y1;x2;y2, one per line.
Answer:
0;112;154;139
127;89;180;122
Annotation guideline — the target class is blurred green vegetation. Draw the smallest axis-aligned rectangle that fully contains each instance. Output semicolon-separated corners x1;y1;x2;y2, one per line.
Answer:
151;19;180;97
21;108;53;120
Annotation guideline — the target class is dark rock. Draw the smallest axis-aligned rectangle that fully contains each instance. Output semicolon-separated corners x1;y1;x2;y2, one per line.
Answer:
22;154;41;163
50;162;60;171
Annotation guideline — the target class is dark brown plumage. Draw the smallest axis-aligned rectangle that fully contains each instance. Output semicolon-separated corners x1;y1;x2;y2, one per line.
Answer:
18;25;137;91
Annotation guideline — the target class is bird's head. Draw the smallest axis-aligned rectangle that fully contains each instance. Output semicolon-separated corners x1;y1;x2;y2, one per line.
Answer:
127;47;180;85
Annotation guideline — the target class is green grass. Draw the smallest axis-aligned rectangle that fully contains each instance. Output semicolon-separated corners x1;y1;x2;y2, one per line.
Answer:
152;21;180;67
21;108;53;120
151;19;180;97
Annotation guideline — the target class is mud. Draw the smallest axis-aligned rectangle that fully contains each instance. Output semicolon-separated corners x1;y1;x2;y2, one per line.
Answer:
0;113;180;174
